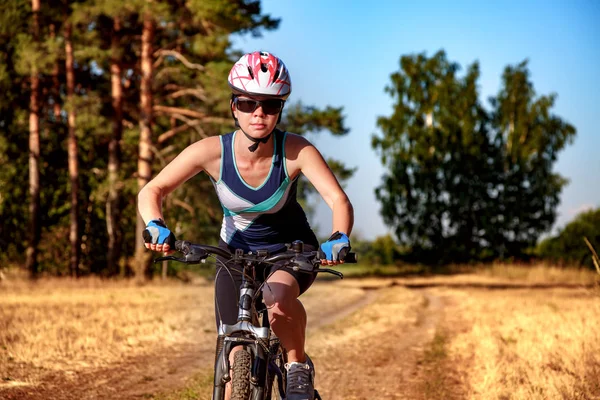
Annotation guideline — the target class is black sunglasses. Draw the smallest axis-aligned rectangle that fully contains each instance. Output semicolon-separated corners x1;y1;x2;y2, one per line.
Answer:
234;98;284;115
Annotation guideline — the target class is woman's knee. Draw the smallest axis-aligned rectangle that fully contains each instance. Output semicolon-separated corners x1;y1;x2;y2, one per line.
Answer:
263;282;294;310
262;270;300;314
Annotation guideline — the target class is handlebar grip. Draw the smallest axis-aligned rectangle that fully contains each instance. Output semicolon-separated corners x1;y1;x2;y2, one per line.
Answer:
344;252;358;263
317;249;358;263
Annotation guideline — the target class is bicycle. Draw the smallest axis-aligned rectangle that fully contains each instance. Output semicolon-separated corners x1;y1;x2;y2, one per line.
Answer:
154;239;356;400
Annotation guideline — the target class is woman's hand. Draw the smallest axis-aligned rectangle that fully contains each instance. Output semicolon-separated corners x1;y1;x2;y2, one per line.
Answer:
320;231;351;265
142;219;176;254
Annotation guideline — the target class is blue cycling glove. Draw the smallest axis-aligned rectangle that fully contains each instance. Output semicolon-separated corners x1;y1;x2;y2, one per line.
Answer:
320;231;351;261
142;219;176;247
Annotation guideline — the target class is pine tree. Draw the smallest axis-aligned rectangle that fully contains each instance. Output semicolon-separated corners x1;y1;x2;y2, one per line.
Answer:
65;21;80;277
26;0;42;277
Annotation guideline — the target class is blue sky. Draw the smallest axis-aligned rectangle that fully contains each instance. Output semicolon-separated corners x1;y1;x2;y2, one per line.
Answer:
232;0;600;240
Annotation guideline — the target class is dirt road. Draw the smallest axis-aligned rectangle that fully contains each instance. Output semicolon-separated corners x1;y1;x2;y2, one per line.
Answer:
0;280;454;400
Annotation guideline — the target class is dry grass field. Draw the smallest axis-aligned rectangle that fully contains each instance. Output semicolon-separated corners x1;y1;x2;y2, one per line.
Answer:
0;264;599;399
0;278;215;381
0;274;366;398
443;287;600;399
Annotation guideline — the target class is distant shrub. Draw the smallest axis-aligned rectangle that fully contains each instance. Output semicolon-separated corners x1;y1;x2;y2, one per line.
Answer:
537;208;600;269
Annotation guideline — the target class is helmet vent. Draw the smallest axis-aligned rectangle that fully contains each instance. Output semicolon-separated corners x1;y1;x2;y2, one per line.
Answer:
261;63;268;73
247;66;254;79
272;69;280;83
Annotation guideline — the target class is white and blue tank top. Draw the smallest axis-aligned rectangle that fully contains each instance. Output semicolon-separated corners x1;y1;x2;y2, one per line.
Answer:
211;130;318;252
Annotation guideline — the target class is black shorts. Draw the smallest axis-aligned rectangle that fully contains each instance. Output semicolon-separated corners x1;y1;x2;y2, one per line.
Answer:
213;239;318;329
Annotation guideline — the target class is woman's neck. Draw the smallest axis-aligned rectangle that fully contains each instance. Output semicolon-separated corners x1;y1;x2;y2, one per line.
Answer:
235;129;274;160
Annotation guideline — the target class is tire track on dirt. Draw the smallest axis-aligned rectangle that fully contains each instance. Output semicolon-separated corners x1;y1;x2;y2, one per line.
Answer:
309;289;380;331
310;288;445;400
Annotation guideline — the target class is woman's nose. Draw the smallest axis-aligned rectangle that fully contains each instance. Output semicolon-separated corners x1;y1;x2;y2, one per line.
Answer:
253;105;266;116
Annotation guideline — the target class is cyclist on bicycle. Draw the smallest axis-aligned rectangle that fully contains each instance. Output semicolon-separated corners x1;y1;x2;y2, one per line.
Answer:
138;50;354;400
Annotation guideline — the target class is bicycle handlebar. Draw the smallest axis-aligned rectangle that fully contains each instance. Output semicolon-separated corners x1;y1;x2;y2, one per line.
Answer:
153;239;357;279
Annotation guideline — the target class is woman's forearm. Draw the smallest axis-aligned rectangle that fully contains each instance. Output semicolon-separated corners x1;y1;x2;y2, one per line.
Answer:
331;195;354;236
138;185;165;224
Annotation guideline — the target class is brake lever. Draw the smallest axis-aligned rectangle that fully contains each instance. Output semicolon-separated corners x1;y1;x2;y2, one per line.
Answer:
289;255;344;279
154;252;207;264
154;255;186;263
315;268;344;279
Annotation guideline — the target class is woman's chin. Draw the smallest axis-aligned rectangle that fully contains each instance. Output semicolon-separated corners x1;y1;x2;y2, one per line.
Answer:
247;127;271;137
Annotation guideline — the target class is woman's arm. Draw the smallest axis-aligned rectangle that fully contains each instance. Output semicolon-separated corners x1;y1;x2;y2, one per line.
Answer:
290;134;354;238
138;136;220;251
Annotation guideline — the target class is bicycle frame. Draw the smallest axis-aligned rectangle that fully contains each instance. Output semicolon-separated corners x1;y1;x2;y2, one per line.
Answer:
212;261;284;400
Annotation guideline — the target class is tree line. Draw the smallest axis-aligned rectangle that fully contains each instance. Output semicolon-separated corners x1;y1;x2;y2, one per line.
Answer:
0;0;352;278
0;2;587;277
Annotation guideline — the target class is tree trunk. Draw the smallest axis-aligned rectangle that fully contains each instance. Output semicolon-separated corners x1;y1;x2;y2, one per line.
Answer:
26;0;41;278
65;23;80;278
107;16;123;276
50;23;61;120
135;14;155;279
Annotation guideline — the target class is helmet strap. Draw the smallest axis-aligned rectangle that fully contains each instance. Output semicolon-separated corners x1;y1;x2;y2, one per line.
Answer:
240;128;273;152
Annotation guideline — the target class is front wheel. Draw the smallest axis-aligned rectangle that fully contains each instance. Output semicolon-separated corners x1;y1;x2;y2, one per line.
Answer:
231;348;252;400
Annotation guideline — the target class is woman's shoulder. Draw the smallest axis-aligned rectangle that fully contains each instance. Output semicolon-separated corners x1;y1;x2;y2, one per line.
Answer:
281;131;324;171
186;135;220;150
180;135;224;165
179;135;225;179
282;131;313;150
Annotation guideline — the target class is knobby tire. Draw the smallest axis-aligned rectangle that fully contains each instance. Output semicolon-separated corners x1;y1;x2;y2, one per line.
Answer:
231;348;252;400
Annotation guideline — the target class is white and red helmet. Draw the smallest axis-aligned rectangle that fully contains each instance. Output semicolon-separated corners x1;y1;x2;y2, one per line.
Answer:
228;51;291;100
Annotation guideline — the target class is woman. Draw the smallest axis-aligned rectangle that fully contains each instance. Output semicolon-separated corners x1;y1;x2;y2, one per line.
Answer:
138;51;353;400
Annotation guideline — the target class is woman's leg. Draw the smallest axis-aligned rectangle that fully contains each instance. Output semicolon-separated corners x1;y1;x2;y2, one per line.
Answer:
262;269;307;363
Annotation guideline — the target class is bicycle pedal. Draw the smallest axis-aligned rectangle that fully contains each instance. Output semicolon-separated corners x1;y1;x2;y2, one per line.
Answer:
314;389;322;400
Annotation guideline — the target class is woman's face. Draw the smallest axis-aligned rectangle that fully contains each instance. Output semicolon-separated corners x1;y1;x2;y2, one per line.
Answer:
232;95;283;138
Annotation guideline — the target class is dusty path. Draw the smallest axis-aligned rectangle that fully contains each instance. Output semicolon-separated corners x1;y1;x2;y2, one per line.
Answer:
0;281;448;400
310;288;446;400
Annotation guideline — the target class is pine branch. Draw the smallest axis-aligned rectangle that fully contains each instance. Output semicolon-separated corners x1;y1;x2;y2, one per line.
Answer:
172;198;195;215
153;49;205;71
153;105;205;119
166;114;207;140
167;88;207;101
158;119;204;143
154;105;230;142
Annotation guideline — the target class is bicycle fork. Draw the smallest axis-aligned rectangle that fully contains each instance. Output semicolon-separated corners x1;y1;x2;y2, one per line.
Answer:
212;334;272;399
212;280;272;400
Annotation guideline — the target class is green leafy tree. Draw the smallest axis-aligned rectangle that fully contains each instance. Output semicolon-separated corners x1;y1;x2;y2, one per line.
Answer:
372;50;497;264
489;61;576;257
372;50;575;264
